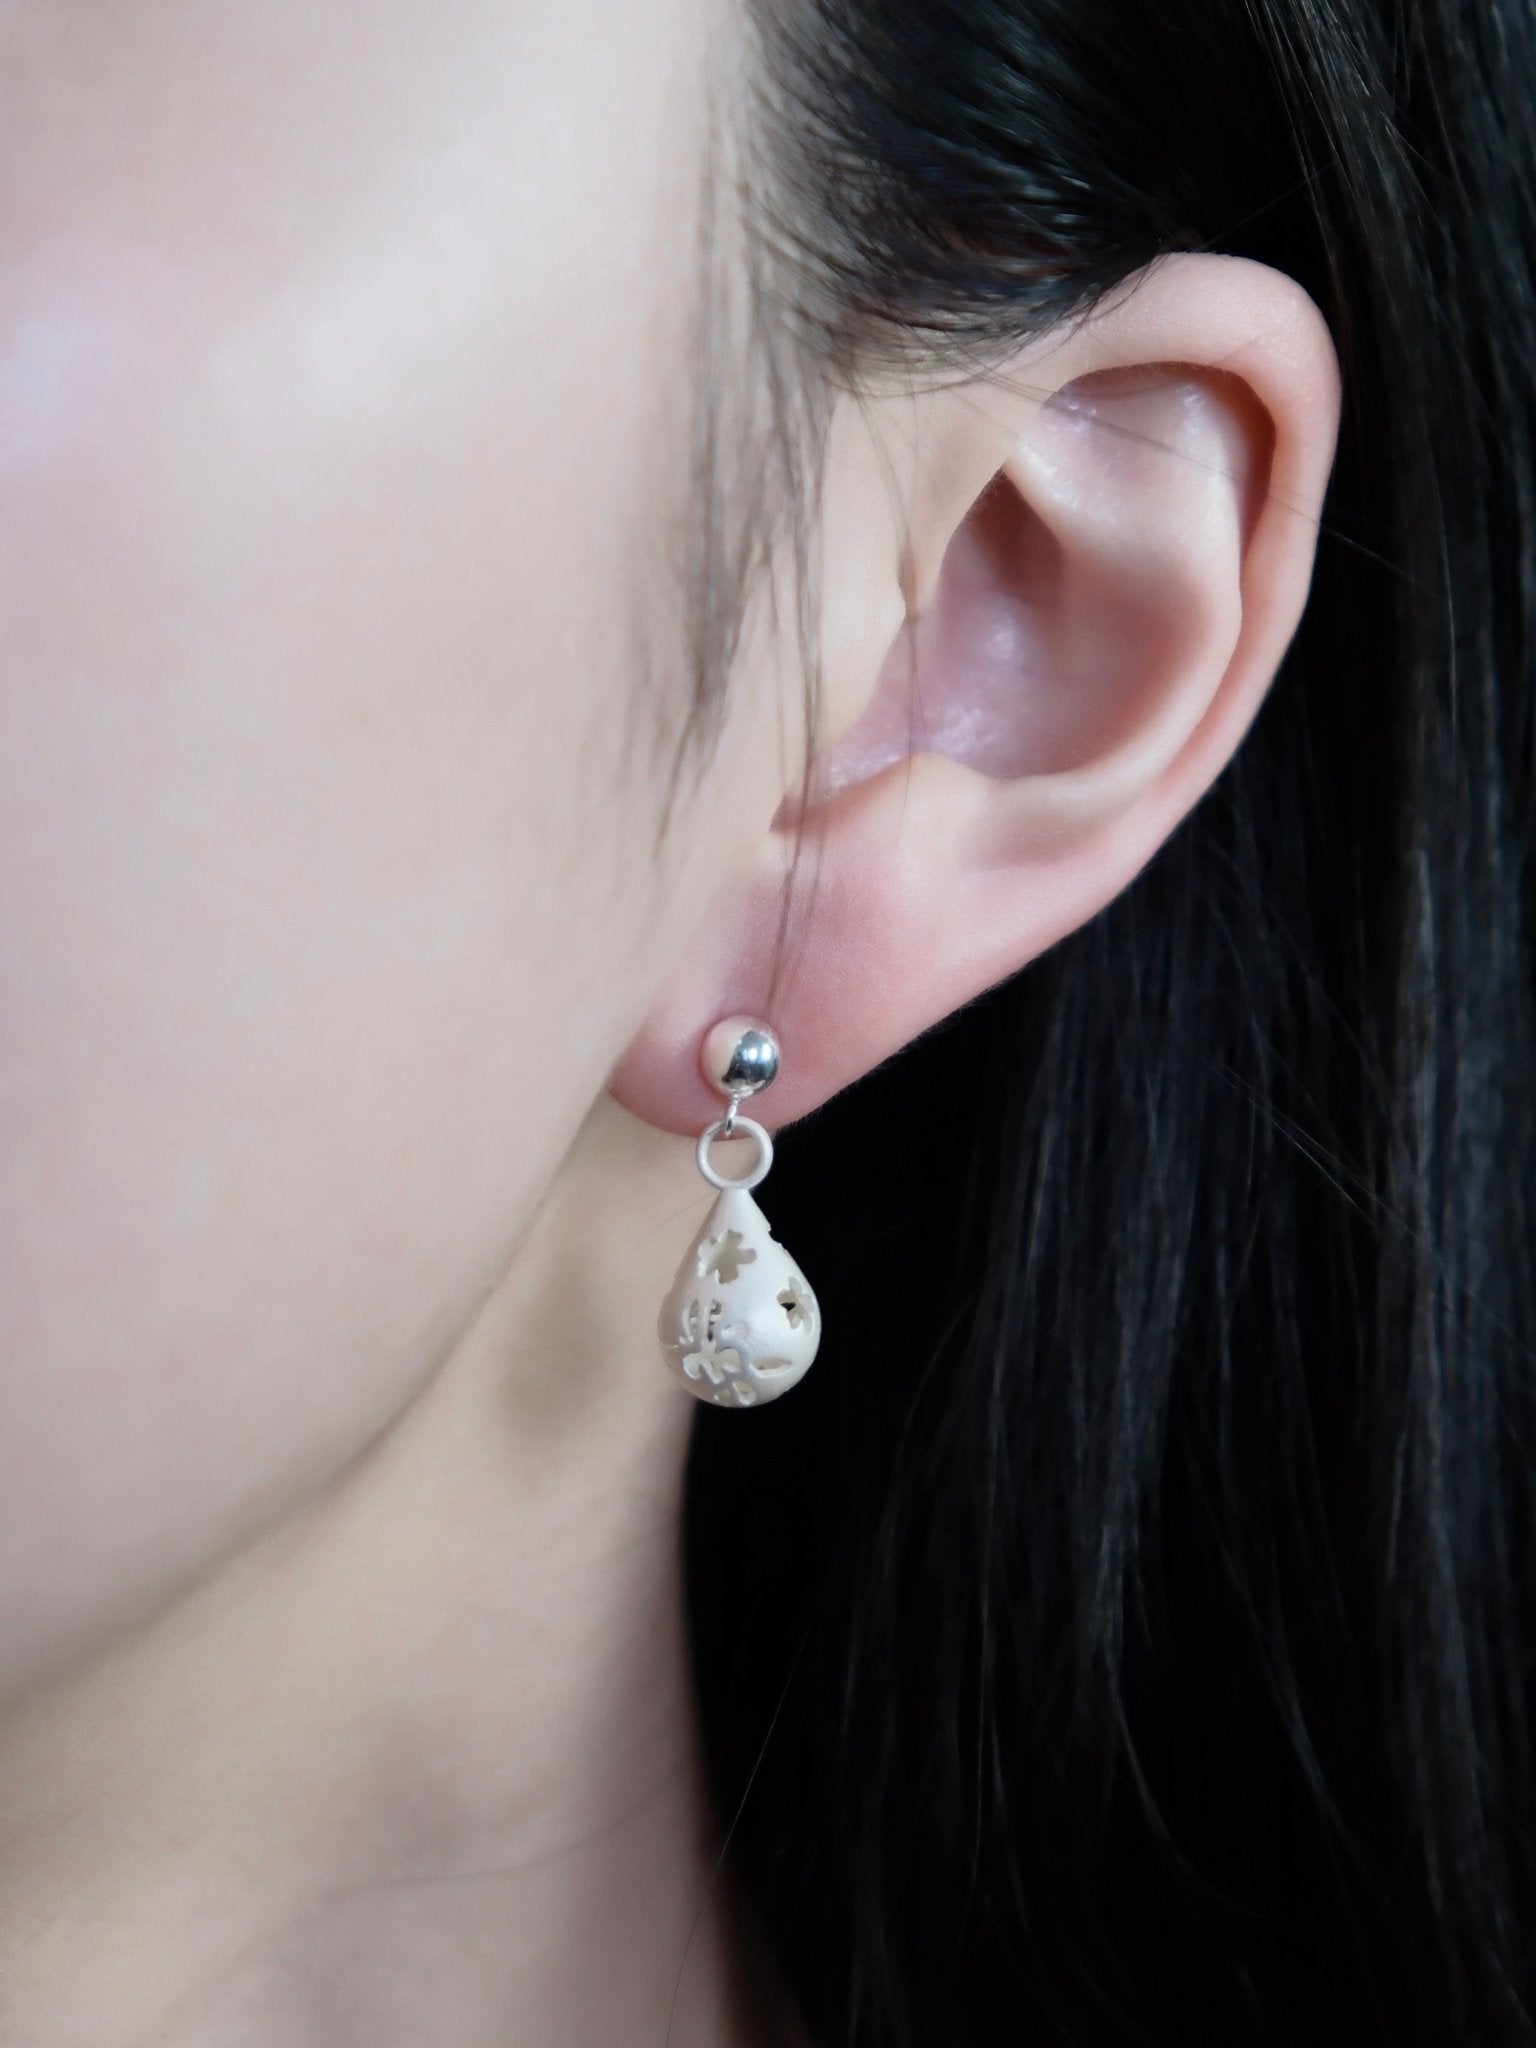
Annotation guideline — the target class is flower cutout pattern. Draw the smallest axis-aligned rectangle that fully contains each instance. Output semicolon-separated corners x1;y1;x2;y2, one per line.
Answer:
777;1278;813;1329
697;1228;757;1286
678;1297;757;1404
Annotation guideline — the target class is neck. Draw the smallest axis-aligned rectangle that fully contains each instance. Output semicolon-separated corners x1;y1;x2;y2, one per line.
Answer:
0;1100;800;2048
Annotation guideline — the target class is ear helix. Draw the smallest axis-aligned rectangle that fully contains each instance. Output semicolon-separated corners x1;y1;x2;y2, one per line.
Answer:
655;1016;823;1409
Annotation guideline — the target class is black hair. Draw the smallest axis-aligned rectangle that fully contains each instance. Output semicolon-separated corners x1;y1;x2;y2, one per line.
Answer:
682;0;1536;2042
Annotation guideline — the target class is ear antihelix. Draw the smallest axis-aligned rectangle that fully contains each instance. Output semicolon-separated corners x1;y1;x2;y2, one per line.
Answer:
809;361;1259;828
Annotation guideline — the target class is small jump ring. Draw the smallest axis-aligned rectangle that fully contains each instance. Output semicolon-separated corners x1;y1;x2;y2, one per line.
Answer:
696;1113;774;1192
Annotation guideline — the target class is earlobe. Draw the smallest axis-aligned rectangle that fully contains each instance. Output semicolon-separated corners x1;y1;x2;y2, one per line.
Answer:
608;253;1341;1136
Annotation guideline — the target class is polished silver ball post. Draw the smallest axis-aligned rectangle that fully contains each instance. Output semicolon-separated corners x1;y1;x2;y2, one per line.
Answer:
701;1016;780;1131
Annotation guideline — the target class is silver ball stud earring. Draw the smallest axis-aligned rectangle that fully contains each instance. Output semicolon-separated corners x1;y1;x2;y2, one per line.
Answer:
656;1015;822;1409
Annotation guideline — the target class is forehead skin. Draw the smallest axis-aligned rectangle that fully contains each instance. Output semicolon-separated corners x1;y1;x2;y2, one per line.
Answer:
0;0;734;1694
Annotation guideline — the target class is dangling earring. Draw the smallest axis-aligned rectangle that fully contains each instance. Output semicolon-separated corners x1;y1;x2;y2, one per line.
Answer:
656;1015;822;1409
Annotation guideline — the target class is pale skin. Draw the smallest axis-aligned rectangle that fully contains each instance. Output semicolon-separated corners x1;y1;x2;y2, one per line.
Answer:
0;3;1341;2044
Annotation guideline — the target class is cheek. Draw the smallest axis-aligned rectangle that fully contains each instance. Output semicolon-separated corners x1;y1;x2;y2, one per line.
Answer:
0;7;706;1697
0;328;646;1701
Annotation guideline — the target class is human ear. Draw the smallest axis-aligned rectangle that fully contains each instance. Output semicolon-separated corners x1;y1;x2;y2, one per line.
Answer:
608;252;1341;1135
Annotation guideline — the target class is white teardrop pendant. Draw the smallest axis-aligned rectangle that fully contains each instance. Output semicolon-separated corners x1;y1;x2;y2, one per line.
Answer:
660;1012;819;1411
658;1180;821;1408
